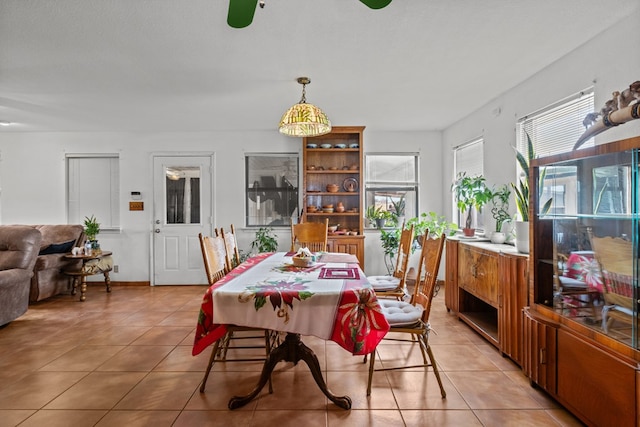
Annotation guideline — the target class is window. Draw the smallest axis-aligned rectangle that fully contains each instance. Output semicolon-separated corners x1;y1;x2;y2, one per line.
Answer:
67;154;120;230
517;89;595;216
453;138;484;229
245;154;299;227
517;89;595;157
365;153;419;224
165;167;201;224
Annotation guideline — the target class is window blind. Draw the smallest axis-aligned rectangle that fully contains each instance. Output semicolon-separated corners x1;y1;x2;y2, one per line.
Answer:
517;90;595;158
454;138;484;178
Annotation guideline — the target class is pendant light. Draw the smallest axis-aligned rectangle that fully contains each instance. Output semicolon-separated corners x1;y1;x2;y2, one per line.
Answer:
278;77;332;137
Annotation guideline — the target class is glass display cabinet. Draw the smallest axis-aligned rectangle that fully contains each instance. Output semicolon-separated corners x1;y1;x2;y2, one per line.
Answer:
527;135;640;426
532;140;638;347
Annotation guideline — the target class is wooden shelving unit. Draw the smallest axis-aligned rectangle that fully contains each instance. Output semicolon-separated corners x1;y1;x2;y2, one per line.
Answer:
302;126;365;267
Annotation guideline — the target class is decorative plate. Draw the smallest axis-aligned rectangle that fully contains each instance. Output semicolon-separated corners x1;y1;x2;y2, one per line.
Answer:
343;178;358;192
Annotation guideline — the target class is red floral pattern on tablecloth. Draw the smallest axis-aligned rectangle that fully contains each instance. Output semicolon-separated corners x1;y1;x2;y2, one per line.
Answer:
192;252;389;356
565;252;603;293
192;252;273;356
331;282;389;355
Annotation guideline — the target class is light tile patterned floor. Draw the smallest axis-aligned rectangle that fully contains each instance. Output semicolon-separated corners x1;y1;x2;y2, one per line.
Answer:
0;285;584;426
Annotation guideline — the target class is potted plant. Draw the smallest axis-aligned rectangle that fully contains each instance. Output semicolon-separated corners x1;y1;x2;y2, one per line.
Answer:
83;215;101;251
406;211;458;245
512;133;553;252
366;205;391;229
490;184;511;244
379;227;401;274
250;227;278;254
390;194;406;226
451;172;493;236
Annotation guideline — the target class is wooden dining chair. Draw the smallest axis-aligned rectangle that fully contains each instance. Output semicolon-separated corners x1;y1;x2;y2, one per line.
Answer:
197;233;278;393
216;224;241;271
588;232;636;334
366;229;446;399
290;219;328;252
367;223;414;300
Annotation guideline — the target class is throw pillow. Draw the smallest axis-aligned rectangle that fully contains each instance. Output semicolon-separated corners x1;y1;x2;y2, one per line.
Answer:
39;239;75;255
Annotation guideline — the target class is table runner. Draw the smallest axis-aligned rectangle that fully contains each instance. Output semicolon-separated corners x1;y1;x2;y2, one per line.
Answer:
193;252;389;356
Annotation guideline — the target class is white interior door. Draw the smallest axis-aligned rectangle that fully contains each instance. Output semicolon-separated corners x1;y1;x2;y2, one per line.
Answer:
153;155;212;285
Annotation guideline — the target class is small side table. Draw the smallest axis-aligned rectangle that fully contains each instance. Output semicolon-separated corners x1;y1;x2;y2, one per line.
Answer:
63;251;113;302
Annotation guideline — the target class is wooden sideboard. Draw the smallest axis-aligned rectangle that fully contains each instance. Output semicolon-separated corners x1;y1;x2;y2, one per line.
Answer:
445;238;528;365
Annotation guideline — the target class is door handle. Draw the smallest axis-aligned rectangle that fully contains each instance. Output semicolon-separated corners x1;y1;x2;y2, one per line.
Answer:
155;220;161;224
155;229;161;233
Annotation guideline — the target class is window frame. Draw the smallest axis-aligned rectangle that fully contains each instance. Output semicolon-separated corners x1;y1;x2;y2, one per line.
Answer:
452;138;485;229
364;152;420;226
244;153;300;228
66;153;120;231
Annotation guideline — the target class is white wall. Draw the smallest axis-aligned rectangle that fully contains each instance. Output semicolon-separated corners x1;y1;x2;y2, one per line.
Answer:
0;129;442;279
2;9;638;282
441;9;640;227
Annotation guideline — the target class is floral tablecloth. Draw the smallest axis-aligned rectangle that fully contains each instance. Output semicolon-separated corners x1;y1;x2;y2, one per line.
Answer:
192;252;389;356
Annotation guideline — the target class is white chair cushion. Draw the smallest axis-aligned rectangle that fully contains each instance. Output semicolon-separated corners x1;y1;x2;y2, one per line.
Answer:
368;275;400;291
379;299;423;326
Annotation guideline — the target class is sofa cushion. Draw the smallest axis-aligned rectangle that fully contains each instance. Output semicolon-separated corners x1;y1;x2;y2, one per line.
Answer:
39;239;75;255
33;225;84;251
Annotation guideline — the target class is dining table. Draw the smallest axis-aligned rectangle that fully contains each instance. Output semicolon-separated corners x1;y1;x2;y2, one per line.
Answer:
192;251;390;410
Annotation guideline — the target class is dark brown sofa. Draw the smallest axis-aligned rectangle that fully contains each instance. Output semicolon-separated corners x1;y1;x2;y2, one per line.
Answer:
29;225;85;302
0;225;42;325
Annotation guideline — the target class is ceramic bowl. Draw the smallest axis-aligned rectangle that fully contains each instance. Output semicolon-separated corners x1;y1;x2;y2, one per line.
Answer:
322;208;334;213
307;206;318;213
334;143;346;149
327;225;338;232
322;204;333;209
320;143;332;149
326;184;339;193
349;143;359;149
306;143;317;149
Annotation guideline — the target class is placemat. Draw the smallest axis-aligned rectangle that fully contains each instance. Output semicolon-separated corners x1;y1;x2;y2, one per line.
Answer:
318;267;360;280
317;253;359;264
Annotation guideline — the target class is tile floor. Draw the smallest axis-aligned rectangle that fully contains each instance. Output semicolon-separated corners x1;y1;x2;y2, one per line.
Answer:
0;284;584;427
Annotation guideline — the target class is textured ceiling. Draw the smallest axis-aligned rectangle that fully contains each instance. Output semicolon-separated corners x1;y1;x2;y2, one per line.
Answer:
0;0;638;132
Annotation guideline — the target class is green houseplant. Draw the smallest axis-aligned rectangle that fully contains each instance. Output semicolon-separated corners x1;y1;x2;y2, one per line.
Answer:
489;184;511;243
512;133;553;252
451;172;493;236
366;205;392;229
250;227;278;254
406;211;458;243
83;215;100;249
390;194;406;226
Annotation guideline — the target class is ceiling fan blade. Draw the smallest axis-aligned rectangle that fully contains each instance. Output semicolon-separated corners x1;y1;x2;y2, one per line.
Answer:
227;0;259;29
359;0;393;9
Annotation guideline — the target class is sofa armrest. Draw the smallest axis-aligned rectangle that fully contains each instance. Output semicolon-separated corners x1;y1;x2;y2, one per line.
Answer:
0;269;32;287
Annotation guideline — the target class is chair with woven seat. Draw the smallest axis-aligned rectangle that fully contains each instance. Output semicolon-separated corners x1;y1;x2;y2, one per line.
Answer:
588;233;636;334
366;229;446;399
291;219;328;252
198;232;277;393
367;223;414;300
216;224;241;271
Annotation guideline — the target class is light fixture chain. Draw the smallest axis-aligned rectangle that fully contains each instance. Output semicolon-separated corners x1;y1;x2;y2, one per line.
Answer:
300;83;307;104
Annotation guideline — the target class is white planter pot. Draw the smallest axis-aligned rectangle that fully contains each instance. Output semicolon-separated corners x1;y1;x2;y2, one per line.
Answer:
515;221;529;253
490;231;506;244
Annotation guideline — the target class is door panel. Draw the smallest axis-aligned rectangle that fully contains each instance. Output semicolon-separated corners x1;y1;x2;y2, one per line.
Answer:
153;155;212;285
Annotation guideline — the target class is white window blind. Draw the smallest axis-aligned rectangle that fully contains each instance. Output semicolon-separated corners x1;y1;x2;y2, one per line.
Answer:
454;138;483;178
517;90;595;157
67;155;120;230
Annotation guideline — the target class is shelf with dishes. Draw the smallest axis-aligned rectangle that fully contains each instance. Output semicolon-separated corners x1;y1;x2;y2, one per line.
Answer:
303;126;365;267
